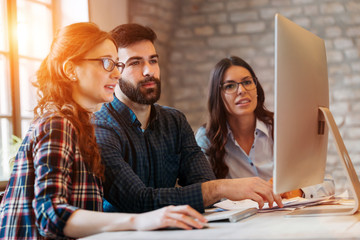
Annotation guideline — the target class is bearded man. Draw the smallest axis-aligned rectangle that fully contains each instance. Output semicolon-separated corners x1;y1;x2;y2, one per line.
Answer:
94;23;282;214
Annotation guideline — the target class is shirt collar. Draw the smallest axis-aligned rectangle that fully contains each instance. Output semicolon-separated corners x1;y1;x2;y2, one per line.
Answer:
108;95;158;129
226;119;271;138
256;119;271;138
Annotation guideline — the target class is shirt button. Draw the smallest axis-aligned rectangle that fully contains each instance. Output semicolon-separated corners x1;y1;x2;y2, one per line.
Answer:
250;162;254;166
252;145;254;149
255;131;258;135
310;194;313;198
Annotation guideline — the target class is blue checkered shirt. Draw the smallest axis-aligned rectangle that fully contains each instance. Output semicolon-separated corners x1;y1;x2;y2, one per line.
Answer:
94;96;215;213
0;114;103;240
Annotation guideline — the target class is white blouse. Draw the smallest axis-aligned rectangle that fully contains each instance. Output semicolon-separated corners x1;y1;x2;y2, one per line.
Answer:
195;120;334;198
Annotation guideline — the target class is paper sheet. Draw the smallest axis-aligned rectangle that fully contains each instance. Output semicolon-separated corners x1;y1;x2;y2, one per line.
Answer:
214;196;334;212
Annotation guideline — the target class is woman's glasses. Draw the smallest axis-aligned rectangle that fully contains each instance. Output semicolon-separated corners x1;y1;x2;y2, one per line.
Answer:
220;77;257;94
81;58;125;73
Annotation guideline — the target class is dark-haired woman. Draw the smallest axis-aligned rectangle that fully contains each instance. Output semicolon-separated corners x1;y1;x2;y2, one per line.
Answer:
196;56;334;199
0;22;206;240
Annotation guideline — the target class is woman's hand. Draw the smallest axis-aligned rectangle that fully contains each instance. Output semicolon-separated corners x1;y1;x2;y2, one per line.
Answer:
280;189;303;199
133;205;208;231
64;205;207;238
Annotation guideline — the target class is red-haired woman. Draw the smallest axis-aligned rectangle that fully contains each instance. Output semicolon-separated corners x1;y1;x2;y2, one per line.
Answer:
0;22;206;240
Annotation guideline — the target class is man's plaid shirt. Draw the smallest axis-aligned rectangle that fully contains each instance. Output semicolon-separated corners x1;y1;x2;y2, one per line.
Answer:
94;96;215;214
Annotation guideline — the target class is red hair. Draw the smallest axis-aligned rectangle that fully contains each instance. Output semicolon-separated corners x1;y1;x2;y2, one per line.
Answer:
33;22;116;178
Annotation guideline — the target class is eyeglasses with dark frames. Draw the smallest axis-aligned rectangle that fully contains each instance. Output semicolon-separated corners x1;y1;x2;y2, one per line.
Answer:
81;58;125;73
220;77;257;94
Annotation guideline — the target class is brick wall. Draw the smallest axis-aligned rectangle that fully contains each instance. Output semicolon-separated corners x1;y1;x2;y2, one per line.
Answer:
129;0;360;194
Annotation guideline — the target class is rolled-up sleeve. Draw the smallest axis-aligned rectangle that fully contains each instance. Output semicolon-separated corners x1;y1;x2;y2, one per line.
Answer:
301;174;335;198
32;117;78;238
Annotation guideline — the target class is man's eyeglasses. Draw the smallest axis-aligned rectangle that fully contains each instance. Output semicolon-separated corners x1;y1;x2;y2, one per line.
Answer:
81;58;125;73
220;77;257;94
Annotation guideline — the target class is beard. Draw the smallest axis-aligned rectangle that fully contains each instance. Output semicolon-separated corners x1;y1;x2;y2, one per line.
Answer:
118;76;161;105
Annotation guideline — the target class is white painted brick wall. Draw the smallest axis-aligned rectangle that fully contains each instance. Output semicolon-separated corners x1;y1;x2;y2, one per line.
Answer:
130;0;360;194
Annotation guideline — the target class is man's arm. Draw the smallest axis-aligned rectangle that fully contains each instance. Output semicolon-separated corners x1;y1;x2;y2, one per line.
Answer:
177;114;282;209
177;115;215;186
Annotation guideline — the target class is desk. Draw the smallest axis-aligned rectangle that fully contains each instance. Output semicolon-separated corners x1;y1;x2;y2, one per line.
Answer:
81;205;360;240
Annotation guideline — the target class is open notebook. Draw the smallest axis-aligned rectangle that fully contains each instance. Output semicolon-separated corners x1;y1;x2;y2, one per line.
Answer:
214;196;334;212
204;196;336;222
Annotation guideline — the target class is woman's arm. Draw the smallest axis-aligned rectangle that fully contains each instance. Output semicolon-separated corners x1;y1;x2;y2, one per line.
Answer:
63;205;208;238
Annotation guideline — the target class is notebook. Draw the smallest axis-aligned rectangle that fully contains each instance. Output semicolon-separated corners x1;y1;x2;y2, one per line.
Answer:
214;196;334;212
204;208;258;222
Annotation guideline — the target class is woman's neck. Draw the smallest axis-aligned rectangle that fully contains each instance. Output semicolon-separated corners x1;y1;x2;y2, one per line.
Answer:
71;92;98;113
228;113;256;137
227;113;256;155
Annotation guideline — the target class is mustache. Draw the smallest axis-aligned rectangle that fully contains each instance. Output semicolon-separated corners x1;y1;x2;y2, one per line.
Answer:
139;76;160;85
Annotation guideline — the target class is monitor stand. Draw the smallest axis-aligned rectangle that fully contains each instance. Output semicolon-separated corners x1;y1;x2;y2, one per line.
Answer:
287;107;360;216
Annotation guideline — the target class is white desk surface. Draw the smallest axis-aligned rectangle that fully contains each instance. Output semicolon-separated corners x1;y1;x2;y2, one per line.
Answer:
81;205;360;240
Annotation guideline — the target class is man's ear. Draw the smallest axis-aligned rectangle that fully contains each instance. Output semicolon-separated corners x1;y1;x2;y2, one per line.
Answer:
63;60;77;81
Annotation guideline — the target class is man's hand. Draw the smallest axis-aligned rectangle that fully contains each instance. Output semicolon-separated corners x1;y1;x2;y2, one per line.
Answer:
202;177;283;209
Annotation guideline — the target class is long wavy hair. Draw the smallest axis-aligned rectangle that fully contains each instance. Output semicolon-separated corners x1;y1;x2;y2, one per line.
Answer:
33;22;116;178
205;56;273;179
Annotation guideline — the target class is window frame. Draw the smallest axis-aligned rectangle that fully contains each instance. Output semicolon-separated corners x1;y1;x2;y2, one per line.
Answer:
7;0;55;137
0;0;54;188
7;0;21;137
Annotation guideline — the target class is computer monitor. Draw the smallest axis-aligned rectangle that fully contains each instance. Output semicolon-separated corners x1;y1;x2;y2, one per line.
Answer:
273;13;360;215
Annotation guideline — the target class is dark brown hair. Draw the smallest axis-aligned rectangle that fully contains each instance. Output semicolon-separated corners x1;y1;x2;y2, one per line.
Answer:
205;56;273;178
110;23;157;48
33;22;116;178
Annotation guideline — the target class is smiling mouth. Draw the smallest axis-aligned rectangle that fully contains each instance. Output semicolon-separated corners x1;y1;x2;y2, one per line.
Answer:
105;85;116;90
236;99;251;105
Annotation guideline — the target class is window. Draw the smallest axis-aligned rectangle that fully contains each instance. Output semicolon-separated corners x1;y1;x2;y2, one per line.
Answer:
0;0;53;182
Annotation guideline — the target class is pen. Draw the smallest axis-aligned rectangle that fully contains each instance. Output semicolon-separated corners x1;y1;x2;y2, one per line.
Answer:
229;208;258;223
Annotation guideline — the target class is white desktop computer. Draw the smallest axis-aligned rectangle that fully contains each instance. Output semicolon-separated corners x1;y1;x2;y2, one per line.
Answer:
273;13;360;215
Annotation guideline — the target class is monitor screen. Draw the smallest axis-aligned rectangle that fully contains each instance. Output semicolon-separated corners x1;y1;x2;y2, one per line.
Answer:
273;13;329;194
